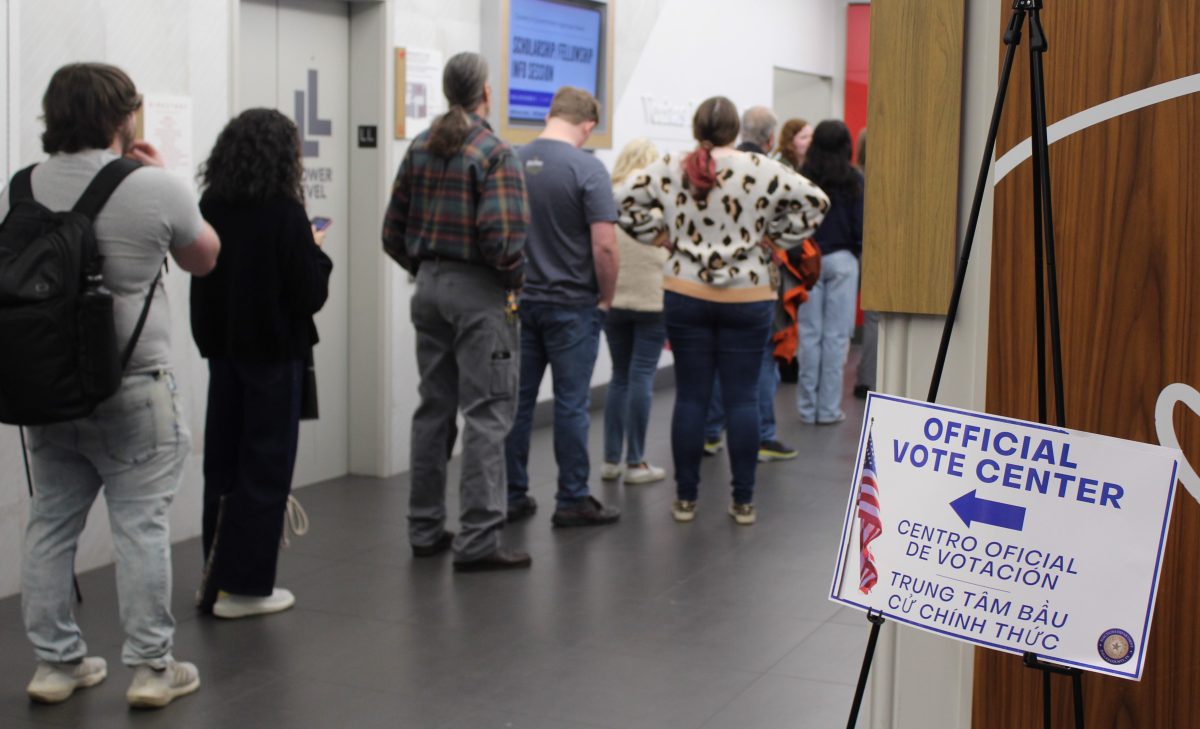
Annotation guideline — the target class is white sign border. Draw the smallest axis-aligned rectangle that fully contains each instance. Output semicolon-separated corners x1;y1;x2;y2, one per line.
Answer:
828;393;1178;680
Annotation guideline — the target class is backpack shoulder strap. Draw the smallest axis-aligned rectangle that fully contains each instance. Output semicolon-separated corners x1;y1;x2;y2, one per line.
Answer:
72;158;142;220
9;164;37;205
120;258;167;369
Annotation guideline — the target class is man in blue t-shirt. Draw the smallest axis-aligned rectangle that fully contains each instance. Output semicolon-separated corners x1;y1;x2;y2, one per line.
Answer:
505;86;621;527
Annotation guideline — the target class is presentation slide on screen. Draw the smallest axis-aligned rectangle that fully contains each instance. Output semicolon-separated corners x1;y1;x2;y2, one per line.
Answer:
508;0;601;122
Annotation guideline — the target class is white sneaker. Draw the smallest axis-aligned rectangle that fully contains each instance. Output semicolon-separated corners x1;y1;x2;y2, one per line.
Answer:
26;656;107;703
126;659;200;709
624;463;666;485
599;462;624;480
213;588;296;619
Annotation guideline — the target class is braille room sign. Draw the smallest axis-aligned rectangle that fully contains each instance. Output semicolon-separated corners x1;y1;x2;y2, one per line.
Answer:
830;394;1180;680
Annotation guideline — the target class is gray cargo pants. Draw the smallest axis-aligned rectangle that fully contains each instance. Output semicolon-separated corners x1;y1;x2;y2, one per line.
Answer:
408;259;518;560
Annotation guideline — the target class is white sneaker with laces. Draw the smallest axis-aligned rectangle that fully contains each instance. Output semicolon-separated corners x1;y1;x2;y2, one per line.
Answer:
26;656;107;703
126;659;200;709
624;463;666;485
213;587;296;619
599;462;624;480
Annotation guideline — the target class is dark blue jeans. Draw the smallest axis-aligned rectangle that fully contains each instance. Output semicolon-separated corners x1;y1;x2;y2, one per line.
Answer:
704;344;780;443
202;358;302;596
505;302;604;509
665;292;773;505
603;308;667;465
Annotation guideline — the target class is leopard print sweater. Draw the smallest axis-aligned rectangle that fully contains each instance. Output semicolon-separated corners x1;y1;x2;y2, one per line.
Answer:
614;150;829;302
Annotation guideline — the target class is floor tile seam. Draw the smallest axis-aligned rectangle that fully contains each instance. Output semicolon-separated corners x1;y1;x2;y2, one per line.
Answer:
755;620;829;675
693;670;775;729
762;666;859;687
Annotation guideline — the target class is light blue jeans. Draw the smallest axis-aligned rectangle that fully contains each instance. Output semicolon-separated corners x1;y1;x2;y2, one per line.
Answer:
23;372;188;668
797;250;860;423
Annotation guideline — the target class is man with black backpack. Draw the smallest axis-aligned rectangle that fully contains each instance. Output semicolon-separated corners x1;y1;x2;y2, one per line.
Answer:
0;63;219;709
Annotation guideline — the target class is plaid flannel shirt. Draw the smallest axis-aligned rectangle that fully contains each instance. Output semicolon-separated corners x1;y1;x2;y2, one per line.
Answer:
381;115;528;285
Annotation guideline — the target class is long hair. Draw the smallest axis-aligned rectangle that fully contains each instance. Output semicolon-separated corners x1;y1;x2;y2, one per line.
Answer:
801;119;861;199
855;127;867;171
775;118;810;171
611;138;659;187
200;108;303;203
682;96;739;200
428;52;489;157
41;63;142;154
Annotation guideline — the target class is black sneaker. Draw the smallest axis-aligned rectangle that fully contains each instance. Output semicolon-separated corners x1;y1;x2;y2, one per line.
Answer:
758;439;799;462
507;495;538;523
551;496;621;527
411;530;454;558
453;548;532;572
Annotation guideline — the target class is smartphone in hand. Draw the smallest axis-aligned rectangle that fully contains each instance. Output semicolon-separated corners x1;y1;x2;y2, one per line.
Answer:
311;216;333;232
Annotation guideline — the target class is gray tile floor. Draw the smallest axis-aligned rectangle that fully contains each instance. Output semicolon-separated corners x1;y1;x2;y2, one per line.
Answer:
0;367;874;729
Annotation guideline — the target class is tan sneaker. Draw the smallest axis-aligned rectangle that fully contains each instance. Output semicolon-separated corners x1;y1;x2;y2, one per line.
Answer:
126;660;200;709
728;502;757;526
26;657;107;703
672;499;697;523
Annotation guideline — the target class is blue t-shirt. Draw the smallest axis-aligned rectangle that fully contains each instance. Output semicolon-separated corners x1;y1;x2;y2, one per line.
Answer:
518;138;617;305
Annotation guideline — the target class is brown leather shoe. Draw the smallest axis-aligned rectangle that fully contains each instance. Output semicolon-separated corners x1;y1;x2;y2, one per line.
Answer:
453;548;532;572
411;530;454;558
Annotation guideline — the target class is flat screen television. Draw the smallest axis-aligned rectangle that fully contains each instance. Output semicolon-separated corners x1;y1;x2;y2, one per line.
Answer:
483;0;614;149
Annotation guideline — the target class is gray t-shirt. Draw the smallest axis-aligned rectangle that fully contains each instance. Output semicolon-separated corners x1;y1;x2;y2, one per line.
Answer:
518;138;617;306
0;149;204;373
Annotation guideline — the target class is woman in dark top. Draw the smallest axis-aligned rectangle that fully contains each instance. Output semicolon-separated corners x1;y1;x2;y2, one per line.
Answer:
795;120;864;425
191;108;332;618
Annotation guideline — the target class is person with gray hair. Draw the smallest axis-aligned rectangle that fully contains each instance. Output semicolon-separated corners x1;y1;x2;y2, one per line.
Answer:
703;105;801;464
740;105;778;151
382;51;532;571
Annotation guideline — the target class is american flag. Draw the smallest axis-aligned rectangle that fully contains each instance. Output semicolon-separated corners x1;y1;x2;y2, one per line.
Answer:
857;432;882;594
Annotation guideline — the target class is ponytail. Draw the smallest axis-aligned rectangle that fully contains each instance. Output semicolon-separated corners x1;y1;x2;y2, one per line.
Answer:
682;141;717;199
428;108;471;158
683;96;740;200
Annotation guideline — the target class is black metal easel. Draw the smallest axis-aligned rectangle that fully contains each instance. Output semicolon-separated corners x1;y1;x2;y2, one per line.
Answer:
846;2;1084;727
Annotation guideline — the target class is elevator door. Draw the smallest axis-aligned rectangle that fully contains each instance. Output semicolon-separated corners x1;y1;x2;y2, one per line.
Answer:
238;0;350;485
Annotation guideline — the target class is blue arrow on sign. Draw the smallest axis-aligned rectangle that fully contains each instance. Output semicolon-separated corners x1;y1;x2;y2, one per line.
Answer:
950;490;1027;531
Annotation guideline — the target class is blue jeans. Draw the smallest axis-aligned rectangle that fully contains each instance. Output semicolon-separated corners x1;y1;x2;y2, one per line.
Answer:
506;302;604;510
23;372;188;668
704;344;779;443
603;308;666;465
665;292;773;505
797;250;860;423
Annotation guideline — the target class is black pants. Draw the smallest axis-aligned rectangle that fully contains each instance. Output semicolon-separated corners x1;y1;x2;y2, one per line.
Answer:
202;358;302;596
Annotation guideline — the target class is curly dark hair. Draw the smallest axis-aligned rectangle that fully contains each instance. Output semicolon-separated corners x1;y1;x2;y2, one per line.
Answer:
200;108;303;203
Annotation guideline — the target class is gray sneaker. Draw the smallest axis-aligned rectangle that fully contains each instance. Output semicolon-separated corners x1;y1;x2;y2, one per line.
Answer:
126;660;200;709
26;657;107;703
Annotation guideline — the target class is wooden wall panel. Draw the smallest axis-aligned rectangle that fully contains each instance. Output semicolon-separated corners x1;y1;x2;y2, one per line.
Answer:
860;0;963;315
978;2;1200;727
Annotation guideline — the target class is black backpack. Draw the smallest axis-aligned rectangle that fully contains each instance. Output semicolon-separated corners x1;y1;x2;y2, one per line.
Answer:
0;158;162;425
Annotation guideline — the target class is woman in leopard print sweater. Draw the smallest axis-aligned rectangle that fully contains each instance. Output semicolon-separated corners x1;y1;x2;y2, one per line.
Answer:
614;96;828;526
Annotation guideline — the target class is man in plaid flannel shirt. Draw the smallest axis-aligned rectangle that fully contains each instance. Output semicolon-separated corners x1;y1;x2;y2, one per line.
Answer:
382;52;531;572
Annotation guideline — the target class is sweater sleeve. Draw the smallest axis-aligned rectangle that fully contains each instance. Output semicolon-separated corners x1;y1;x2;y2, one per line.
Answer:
767;164;831;249
281;201;333;316
614;158;669;244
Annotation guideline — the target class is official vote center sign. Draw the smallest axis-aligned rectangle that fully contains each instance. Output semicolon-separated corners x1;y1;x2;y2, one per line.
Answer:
830;394;1180;680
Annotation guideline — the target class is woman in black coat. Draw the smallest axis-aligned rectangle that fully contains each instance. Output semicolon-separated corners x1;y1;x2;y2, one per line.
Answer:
191;108;332;618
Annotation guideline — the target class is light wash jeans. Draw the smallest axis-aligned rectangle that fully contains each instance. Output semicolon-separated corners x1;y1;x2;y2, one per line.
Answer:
797;250;860;423
602;308;667;466
23;372;188;668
